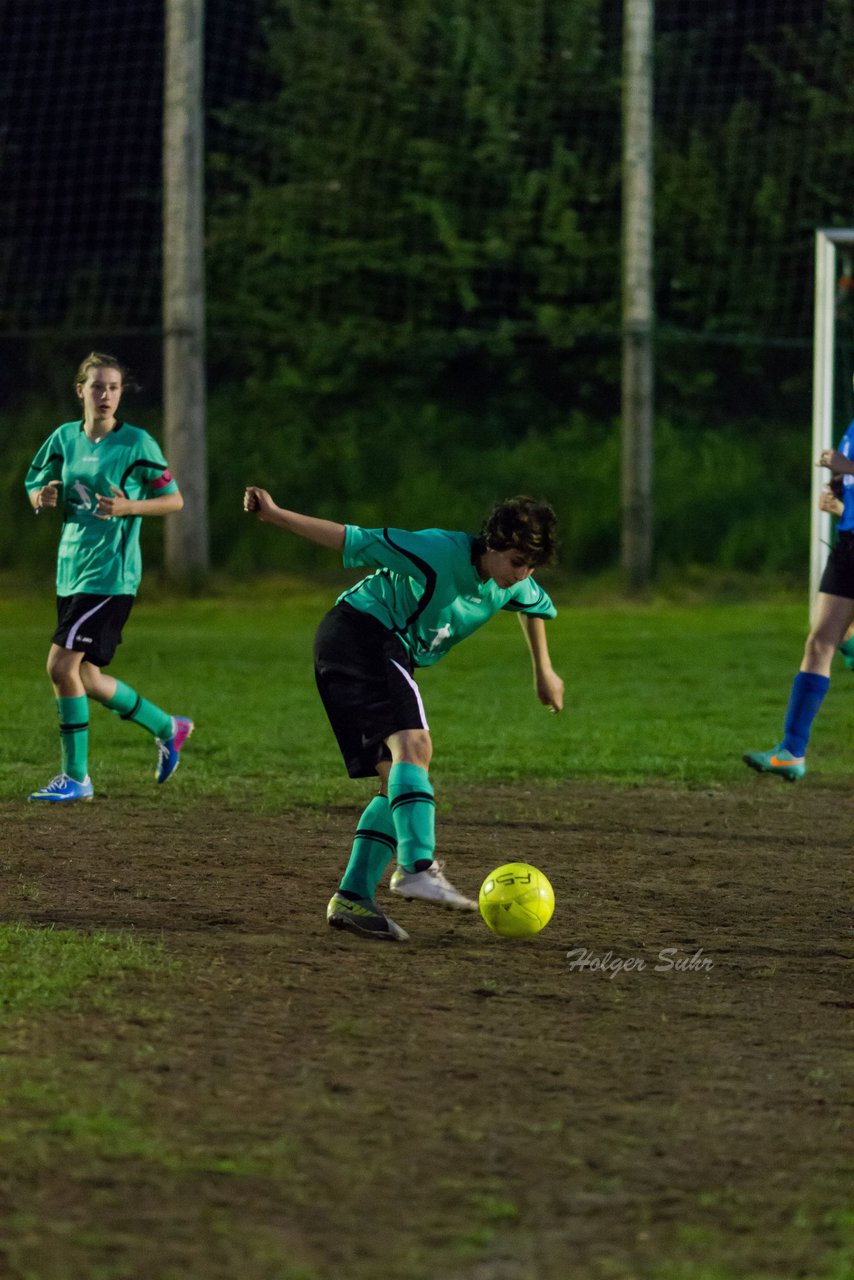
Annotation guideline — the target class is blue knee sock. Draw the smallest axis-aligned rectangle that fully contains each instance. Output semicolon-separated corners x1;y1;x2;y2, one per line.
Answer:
782;672;830;757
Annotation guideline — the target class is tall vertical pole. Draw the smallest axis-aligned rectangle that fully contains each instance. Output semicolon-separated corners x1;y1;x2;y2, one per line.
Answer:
811;231;836;609
163;0;208;579
621;0;655;594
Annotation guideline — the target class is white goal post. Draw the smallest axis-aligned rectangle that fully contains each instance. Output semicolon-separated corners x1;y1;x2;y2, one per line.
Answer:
811;227;854;604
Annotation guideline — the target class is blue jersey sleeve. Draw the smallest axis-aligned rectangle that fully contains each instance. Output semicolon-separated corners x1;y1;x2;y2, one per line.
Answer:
837;419;854;533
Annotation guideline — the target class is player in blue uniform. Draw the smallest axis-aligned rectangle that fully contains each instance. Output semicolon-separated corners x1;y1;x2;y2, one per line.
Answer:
743;421;854;781
820;477;854;670
24;353;194;802
244;487;564;941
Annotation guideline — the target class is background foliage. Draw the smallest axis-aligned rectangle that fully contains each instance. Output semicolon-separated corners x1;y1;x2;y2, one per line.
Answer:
1;0;852;580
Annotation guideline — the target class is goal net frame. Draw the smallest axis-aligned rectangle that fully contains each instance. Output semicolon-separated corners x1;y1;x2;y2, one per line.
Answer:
811;227;854;604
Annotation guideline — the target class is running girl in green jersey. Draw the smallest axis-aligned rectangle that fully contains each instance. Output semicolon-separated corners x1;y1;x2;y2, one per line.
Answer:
244;486;564;942
25;352;194;802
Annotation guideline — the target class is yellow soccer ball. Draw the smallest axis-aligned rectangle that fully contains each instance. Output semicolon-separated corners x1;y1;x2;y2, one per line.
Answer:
478;863;555;938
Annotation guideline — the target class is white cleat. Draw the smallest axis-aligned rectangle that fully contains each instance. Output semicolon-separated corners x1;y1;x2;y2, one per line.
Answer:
389;861;477;911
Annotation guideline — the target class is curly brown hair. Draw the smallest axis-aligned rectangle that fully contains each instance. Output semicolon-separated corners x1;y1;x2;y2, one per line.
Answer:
479;495;558;567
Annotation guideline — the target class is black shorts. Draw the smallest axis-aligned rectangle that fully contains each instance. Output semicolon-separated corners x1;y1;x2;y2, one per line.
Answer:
314;602;429;779
819;532;854;601
53;593;134;667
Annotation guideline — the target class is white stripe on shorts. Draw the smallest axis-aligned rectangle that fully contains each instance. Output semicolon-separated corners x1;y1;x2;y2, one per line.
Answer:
66;597;111;649
389;658;429;730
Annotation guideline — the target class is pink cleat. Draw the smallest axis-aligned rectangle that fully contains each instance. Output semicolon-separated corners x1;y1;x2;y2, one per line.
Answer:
155;716;194;784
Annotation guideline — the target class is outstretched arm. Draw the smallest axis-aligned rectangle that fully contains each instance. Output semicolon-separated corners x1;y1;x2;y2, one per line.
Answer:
243;487;346;550
518;614;564;713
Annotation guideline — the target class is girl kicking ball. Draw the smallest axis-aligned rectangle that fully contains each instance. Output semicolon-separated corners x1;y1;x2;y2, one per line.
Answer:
244;486;564;942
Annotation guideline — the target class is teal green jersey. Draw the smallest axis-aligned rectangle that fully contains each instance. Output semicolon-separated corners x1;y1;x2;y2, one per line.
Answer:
338;525;557;668
25;420;179;596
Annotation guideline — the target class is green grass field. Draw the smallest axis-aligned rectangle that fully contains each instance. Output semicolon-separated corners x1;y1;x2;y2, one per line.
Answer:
0;583;850;1280
2;582;851;803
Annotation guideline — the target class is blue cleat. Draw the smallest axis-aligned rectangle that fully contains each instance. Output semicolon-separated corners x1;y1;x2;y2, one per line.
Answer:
742;745;806;782
28;773;94;802
155;716;194;784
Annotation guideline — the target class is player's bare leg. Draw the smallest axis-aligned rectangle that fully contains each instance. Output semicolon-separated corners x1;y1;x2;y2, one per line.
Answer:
743;593;854;781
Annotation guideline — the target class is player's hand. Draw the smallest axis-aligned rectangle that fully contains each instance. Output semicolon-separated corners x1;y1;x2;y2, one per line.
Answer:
818;449;844;471
244;486;278;521
95;486;132;518
536;670;565;714
37;480;62;510
818;487;844;517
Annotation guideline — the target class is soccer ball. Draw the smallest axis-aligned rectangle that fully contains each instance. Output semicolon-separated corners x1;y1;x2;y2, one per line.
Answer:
478;863;555;938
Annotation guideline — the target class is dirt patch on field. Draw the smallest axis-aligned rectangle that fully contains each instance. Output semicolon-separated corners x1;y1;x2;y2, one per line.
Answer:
0;781;850;1280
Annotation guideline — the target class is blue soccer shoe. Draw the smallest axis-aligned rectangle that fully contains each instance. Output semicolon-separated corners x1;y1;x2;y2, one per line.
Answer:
742;745;806;782
28;773;94;802
155;716;194;784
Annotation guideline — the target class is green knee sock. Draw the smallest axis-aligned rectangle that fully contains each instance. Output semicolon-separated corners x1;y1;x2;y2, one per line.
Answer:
339;795;398;901
57;695;89;782
388;762;435;872
104;679;173;739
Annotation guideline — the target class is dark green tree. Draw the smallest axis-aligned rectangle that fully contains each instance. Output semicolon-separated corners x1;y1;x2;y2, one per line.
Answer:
207;0;621;392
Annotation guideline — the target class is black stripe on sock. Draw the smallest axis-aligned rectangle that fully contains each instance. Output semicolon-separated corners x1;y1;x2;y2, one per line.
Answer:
120;695;143;721
355;828;398;851
59;722;89;734
390;792;434;810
